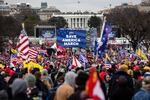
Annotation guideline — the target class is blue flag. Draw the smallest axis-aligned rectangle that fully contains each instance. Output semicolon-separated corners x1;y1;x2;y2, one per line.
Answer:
97;22;112;58
79;54;88;63
94;40;98;56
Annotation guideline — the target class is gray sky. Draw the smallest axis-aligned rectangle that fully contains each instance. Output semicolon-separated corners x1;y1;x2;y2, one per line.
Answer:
5;0;141;12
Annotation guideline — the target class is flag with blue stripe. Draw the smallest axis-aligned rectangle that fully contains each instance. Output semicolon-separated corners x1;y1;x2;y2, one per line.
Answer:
79;54;88;63
94;40;98;56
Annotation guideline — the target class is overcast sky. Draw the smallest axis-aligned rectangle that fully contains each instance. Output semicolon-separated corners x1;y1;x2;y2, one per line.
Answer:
5;0;141;12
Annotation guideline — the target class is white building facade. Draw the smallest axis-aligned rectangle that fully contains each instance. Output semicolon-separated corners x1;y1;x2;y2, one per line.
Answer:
37;6;61;21
52;13;103;29
0;0;10;16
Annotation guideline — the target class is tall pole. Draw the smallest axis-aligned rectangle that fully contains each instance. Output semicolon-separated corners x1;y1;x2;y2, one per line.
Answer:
99;17;106;41
129;0;133;5
77;0;80;12
22;23;25;30
95;17;106;61
109;0;111;9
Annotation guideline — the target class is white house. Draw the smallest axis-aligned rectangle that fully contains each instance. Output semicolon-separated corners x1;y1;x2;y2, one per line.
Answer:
52;13;103;29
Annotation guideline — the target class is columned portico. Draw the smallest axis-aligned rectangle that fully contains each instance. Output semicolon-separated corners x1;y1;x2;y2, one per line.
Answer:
52;13;103;29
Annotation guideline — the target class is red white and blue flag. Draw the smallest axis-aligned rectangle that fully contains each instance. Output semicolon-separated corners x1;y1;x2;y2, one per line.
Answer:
29;47;38;61
16;30;29;60
72;56;82;69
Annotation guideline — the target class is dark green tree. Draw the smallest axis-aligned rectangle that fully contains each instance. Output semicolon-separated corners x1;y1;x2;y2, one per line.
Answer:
24;15;40;36
0;16;21;37
48;17;68;28
14;8;40;36
0;16;21;49
107;7;150;51
88;16;102;37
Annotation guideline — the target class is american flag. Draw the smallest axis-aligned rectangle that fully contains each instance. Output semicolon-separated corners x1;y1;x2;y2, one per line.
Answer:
16;30;29;60
29;47;38;61
38;48;47;55
10;54;20;67
72;56;82;69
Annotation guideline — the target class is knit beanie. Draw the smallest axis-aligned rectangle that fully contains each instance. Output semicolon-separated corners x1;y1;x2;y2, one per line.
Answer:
25;74;36;88
10;79;27;96
119;64;128;72
144;72;150;78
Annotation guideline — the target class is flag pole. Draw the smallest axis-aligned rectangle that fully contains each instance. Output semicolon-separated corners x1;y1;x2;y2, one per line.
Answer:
95;16;106;62
21;23;28;36
105;53;107;68
99;16;106;40
22;23;25;29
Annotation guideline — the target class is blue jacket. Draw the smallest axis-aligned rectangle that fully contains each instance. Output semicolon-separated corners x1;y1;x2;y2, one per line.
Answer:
132;88;150;100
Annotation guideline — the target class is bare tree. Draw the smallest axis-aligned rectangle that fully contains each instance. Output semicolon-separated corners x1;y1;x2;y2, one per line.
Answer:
107;7;150;51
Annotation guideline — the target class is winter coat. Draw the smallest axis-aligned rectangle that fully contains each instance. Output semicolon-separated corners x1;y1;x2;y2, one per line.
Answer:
12;93;29;100
132;88;150;100
110;85;134;100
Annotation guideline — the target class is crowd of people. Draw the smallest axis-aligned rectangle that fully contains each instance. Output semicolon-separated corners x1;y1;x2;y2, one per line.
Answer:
0;46;150;100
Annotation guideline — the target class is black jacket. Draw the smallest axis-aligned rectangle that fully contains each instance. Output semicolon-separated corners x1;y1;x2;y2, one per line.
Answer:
12;93;29;100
